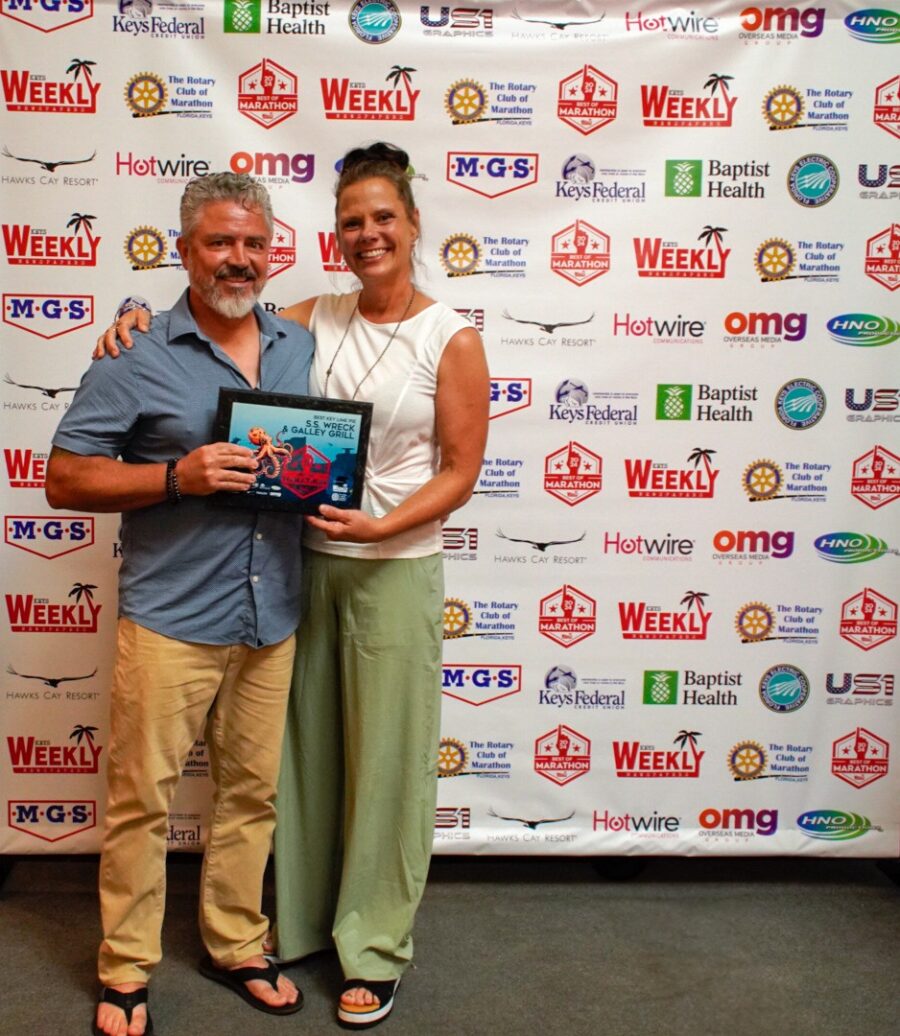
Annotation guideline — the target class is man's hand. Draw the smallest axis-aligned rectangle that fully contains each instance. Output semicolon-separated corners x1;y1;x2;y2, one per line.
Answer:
177;444;258;495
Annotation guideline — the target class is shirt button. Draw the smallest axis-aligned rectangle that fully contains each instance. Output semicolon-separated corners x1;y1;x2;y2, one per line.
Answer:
252;575;260;583
256;533;263;541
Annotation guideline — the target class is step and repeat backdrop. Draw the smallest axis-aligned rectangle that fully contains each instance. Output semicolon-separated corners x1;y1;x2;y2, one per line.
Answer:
1;0;898;856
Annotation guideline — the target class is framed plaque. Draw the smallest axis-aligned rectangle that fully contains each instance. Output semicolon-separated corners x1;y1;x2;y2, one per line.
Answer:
212;387;372;513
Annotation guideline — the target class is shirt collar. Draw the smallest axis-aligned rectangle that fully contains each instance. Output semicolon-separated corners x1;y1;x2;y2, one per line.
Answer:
167;288;288;349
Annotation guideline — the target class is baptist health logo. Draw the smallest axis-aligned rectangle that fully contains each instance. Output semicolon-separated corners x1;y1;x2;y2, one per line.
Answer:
666;160;702;197
656;384;691;420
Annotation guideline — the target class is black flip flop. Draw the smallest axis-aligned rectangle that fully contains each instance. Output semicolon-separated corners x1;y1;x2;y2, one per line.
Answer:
198;954;303;1015
92;986;154;1036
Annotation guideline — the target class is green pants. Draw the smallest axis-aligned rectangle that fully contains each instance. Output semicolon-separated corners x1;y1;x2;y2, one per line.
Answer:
274;549;444;980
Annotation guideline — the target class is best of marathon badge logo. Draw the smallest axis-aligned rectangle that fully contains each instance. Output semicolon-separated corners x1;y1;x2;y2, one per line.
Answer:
851;445;899;509
544;442;602;506
3;213;100;267
873;75;900;140
5;582;102;633
538;584;596;648
3;294;93;338
619;591;711;641
832;727;890;788
865;223;900;290
7;723;102;774
321;67;419;121
550;220;610;285
1;0;93;32
633;226;729;278
237;59;297;128
641;73;737;128
557;66;617;135
839;588;897;650
5;516;94;559
613;731;704;778
534;724;591;786
625;449;719;499
8;800;96;843
446;152;538;198
2;60;100;113
268;218;296;279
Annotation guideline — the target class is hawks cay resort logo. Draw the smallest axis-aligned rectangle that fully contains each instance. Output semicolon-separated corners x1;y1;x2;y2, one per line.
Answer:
419;5;494;36
839;588;897;651
739;4;826;40
7;722;102;774
125;70;215;119
665;158;770;199
534;724;591;786
2;143;97;188
495;525;587;564
3;375;77;412
761;84;852;132
741;457;829;503
1;0;93;32
734;600;820;646
550;220;610;286
753;236;842;282
321;66;419;121
540;664;624;711
723;309;807;348
851;446;899;509
624;7;719;37
858;159;900;200
726;738;811;782
613;730;704;778
113;0;205;39
774;378;826;429
625;448;719;499
655;382;757;422
641;73;736;128
445;77;535;126
6;660;99;702
3;212;100;267
633;225;730;278
844;7;900;44
544;441;602;506
2;59;100;114
557;66;617;135
619;589;711;641
558;153;646;204
3;293;93;338
538;584;596;648
864;223;900;291
846;384;900;422
446;151;538;198
5;515;95;560
441;663;521;707
237;59;296;128
644;668;740;707
224;0;331;35
5;581;102;633
550;378;637;427
439;232;528;278
787;153;839;207
500;307;596;348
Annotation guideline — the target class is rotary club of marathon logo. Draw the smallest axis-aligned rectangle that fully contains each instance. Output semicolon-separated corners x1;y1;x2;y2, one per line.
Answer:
543;442;602;505
124;71;214;119
839;588;897;650
831;727;890;788
850;445;899;509
533;724;591;786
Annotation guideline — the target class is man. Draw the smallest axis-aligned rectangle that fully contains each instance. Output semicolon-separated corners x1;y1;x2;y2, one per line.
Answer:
45;173;313;1036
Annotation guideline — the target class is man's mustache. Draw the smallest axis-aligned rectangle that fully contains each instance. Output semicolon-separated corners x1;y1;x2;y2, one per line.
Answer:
215;265;257;281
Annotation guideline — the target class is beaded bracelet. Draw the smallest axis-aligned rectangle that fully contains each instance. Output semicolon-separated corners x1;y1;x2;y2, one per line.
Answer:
166;458;182;505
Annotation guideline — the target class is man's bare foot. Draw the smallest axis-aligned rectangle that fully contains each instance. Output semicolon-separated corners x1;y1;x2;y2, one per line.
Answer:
234;954;299;1008
94;983;150;1036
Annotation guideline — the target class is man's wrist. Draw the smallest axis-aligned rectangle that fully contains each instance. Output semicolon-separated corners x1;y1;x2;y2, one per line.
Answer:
166;458;182;504
114;295;153;322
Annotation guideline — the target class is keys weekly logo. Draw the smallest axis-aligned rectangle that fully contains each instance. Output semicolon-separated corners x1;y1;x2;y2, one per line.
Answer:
5;582;102;633
619;590;711;640
321;67;419;121
634;226;730;278
7;723;102;774
2;59;99;113
624;448;719;499
3;213;100;267
4;449;47;489
641;73;736;128
613;730;704;778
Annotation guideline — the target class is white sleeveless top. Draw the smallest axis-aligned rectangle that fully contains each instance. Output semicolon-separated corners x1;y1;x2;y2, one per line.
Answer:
304;292;468;559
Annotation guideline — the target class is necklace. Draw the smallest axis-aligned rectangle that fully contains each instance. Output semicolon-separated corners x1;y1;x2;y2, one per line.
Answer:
323;289;416;400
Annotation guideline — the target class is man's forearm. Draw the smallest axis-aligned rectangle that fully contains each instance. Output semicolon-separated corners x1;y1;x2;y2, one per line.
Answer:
45;447;171;512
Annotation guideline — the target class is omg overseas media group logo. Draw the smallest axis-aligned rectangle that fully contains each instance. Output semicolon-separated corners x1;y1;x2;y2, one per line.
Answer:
739;5;826;40
723;308;807;349
1;0;93;32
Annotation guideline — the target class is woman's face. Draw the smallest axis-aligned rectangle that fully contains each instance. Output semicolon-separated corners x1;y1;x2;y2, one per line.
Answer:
336;176;419;286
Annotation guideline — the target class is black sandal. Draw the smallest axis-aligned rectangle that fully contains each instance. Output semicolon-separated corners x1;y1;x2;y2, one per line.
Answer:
198;954;303;1015
92;986;153;1036
337;978;400;1029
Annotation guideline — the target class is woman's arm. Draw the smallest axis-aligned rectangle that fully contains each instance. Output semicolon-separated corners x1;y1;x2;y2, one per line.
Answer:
307;325;490;543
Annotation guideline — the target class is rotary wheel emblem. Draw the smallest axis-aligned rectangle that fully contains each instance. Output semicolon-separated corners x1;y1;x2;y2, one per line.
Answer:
728;740;767;780
124;226;167;269
440;233;481;277
437;737;468;777
743;459;782;501
735;601;775;642
125;73;168;117
762;85;804;129
755;238;796;281
445;79;487;123
443;597;472;638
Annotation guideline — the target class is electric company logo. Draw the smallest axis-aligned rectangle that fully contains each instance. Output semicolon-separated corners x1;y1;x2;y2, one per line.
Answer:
317;232;349;274
441;664;521;706
6;723;102;774
787;154;839;207
712;528;794;562
2;60;100;114
3;215;100;267
874;76;900;139
349;0;401;44
1;0;93;32
4;449;47;489
420;5;494;34
538;584;596;648
740;5;825;38
774;378;826;430
625;449;719;499
839;588;897;650
557;66;617;135
489;378;531;419
759;664;811;713
850;445;899;509
641;74;736;128
826;672;894;705
543;442;602;506
844;8;900;44
814;532;892;564
828;314;900;347
7;800;96;842
4;516;94;559
321;67;419;121
613;731;704;778
865;224;900;290
268;218;295;279
697;807;778;839
618;590;711;641
534;724;590;786
797;810;878;841
237;58;297;129
5;583;102;633
633;226;730;278
832;728;889;788
446;152;538;198
2;294;93;338
550;220;610;285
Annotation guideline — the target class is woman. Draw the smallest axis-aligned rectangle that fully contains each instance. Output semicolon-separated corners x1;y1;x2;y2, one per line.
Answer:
99;142;490;1029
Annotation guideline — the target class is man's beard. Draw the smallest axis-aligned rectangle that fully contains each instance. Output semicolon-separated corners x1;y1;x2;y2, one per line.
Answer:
196;264;266;319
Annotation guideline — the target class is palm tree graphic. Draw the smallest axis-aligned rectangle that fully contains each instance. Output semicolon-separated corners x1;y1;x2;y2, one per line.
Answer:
687;447;717;477
66;59;96;82
703;74;733;96
68;582;97;604
70;725;98;745
386;66;417;116
698;225;727;269
674;730;703;768
67;212;97;244
680;590;709;614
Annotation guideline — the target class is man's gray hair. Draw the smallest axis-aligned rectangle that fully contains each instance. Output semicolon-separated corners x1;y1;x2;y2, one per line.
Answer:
180;172;273;240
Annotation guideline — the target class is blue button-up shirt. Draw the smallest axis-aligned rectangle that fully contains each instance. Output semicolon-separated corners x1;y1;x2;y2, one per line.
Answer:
53;290;315;647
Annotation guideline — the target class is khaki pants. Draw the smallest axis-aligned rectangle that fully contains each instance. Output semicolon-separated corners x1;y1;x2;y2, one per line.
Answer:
98;617;295;986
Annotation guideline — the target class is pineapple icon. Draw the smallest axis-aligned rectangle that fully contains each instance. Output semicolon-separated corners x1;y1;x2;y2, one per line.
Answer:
644;670;678;705
225;0;259;33
673;162;695;195
666;159;702;197
657;384;693;421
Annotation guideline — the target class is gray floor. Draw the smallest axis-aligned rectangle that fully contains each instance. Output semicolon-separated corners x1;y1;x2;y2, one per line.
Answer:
1;854;897;1036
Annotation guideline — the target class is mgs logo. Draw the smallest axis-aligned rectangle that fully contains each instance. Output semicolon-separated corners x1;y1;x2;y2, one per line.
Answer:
557;66;617;135
237;58;297;129
7;800;96;842
1;0;93;33
543;442;602;506
489;378;531;419
446;152;538;198
851;445;900;509
2;294;93;338
5;516;95;559
839;588;897;650
550;220;610;285
832;727;889;788
538;584;596;648
534;724;591;786
442;664;522;706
